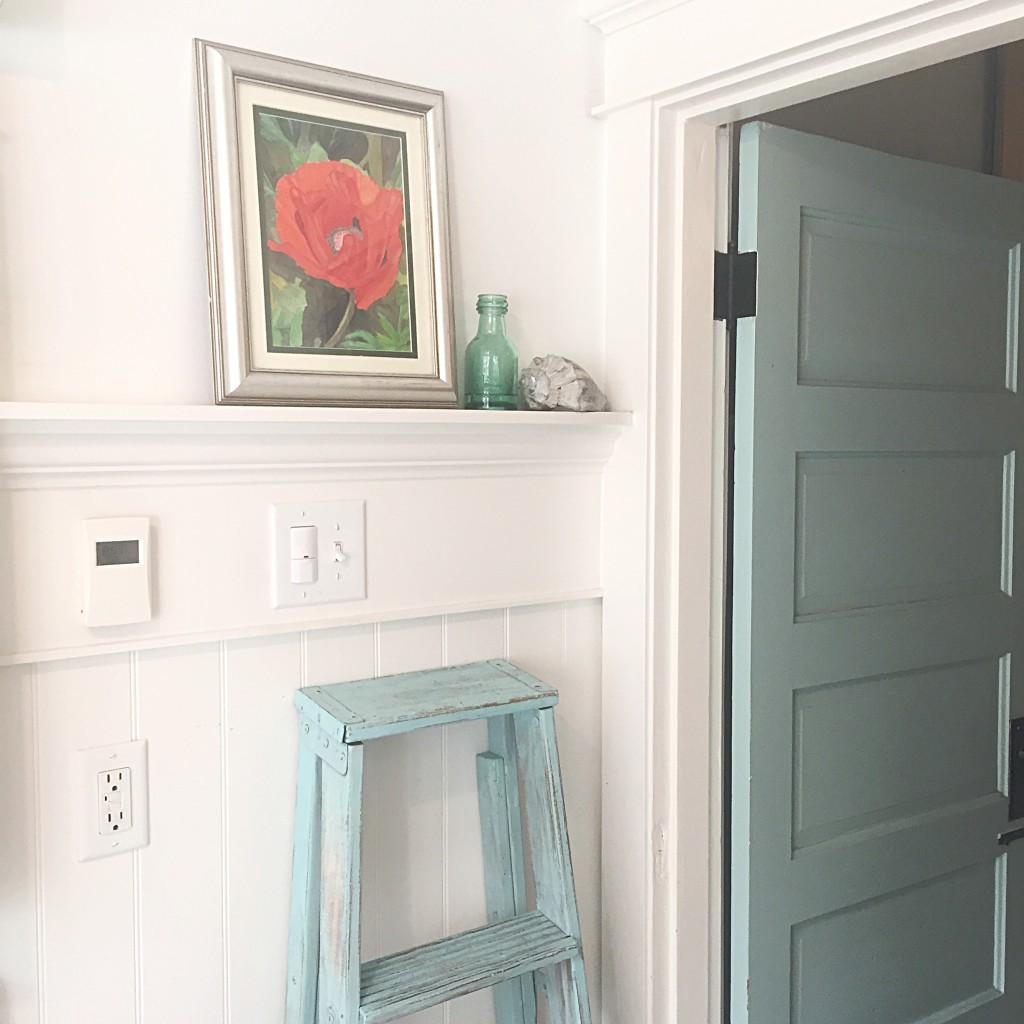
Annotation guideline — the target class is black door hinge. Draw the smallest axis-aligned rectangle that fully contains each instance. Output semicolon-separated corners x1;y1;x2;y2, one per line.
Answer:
714;249;757;322
1010;718;1024;821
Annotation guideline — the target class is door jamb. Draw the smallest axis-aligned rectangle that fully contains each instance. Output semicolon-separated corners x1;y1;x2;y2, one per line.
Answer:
605;9;1024;1024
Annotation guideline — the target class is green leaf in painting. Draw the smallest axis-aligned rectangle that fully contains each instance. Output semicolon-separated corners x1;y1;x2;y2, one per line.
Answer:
269;272;307;348
387;154;405;191
371;308;412;351
258;113;303;174
339;330;379;349
258;114;291;145
365;133;383;185
307;141;329;164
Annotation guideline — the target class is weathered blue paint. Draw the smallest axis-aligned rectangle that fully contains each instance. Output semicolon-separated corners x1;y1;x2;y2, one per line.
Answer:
477;746;538;1024
286;728;322;1024
295;659;558;743
515;709;592;1024
285;660;590;1024
360;910;575;1024
317;745;364;1024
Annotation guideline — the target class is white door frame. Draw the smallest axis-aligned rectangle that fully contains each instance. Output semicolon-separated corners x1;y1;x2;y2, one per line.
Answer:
596;4;1024;1023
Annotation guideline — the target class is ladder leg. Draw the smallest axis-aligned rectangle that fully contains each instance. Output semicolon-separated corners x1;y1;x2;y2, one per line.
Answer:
476;715;538;1024
287;725;323;1024
542;955;592;1024
317;742;364;1024
514;707;592;1024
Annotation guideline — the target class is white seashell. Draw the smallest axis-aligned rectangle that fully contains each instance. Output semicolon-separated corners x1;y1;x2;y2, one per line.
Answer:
518;355;609;412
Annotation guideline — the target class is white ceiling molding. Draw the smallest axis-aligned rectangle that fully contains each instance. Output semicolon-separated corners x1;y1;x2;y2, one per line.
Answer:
580;0;696;35
593;0;1024;114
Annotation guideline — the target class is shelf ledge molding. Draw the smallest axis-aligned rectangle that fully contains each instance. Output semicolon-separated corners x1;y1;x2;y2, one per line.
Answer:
0;403;631;488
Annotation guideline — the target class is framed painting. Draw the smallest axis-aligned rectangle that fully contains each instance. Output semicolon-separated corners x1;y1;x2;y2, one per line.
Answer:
195;40;458;406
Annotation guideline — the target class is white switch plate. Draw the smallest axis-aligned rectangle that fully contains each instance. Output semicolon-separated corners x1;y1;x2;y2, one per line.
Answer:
76;739;149;861
270;500;366;609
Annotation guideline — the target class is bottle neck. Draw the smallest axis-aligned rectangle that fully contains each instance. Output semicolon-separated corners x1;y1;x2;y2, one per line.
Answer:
476;309;507;336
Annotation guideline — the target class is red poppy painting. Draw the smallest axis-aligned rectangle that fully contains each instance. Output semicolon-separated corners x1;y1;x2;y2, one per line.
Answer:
255;108;415;356
196;41;457;406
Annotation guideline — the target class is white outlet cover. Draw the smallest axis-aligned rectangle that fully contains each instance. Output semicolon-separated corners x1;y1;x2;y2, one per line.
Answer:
270;500;367;609
75;739;149;862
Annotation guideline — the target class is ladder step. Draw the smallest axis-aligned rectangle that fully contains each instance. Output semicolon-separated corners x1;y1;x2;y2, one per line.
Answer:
297;660;558;742
359;911;579;1023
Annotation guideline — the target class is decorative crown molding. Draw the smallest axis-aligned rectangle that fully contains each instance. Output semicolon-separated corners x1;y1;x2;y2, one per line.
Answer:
581;0;696;35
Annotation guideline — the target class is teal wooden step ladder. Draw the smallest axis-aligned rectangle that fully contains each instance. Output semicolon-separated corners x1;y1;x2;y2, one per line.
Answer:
285;658;593;1024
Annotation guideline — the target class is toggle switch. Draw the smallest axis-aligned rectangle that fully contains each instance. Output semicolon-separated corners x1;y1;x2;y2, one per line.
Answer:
290;525;318;584
270;501;366;609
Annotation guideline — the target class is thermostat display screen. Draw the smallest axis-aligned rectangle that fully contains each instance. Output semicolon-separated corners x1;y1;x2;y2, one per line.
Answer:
96;540;140;566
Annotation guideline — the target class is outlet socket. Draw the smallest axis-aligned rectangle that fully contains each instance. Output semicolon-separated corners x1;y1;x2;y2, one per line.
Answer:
76;739;149;861
97;766;133;835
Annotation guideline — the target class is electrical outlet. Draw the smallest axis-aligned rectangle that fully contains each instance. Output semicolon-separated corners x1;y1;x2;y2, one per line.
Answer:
97;766;133;835
76;739;149;861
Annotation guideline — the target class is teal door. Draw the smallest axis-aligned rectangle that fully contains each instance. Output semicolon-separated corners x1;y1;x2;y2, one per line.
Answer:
732;122;1024;1024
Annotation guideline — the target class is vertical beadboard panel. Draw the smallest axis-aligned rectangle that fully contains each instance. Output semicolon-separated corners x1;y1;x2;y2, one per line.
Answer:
376;616;445;1024
305;624;376;689
507;604;565;685
135;643;224;1024
10;602;602;1024
305;623;377;957
0;665;40;1024
223;634;302;1024
443;609;507;1024
36;655;135;1024
562;599;603;1022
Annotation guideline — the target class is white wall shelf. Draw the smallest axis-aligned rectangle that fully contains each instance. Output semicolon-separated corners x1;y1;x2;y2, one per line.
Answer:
0;402;630;488
0;401;632;427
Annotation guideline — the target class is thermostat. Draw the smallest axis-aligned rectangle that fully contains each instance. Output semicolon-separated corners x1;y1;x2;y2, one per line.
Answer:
82;518;152;627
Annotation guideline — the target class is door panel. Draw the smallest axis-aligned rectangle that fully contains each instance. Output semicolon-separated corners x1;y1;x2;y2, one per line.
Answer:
731;122;1024;1024
797;212;1019;392
791;855;1007;1024
794;451;1011;617
792;656;1005;852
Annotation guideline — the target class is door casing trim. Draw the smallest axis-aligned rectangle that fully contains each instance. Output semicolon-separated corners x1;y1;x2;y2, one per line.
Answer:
597;6;1024;1023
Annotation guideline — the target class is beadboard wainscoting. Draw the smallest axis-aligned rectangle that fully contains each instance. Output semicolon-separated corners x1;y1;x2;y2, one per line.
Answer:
0;405;620;1024
0;602;601;1024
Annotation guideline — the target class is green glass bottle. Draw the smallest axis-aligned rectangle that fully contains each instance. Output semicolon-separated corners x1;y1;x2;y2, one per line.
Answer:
463;293;518;410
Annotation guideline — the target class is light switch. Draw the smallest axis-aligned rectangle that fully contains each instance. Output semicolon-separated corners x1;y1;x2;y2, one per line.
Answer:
290;525;318;583
270;501;366;609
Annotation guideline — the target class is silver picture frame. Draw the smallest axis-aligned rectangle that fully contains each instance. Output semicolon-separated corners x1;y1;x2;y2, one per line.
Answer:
195;40;458;407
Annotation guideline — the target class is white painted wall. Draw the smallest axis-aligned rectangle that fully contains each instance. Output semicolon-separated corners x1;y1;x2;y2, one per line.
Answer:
0;0;605;403
0;602;603;1024
0;6;614;1023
